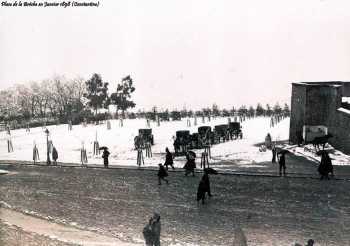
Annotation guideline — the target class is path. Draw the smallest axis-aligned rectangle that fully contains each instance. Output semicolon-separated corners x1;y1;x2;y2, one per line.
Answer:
0;207;140;246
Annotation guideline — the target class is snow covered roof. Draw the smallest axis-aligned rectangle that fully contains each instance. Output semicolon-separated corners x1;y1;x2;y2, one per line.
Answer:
337;107;350;115
292;81;348;87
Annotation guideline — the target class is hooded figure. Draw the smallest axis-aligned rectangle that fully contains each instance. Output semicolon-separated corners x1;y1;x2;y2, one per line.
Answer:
143;212;161;246
164;147;175;170
52;147;58;165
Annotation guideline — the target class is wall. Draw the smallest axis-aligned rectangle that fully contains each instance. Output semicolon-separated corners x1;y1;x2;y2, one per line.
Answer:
289;84;306;143
289;82;350;154
329;110;350;153
305;85;341;127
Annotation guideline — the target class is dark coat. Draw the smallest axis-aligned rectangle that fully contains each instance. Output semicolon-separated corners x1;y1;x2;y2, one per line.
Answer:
184;153;196;171
52;147;58;161
102;150;110;159
164;151;173;165
318;153;333;175
197;180;206;201
184;160;196;171
102;150;110;165
158;165;168;178
202;173;210;192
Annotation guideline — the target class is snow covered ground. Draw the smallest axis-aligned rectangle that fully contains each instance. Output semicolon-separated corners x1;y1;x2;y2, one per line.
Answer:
0;116;349;168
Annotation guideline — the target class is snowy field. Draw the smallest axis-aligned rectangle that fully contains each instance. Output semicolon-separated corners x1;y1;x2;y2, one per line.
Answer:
0;116;349;168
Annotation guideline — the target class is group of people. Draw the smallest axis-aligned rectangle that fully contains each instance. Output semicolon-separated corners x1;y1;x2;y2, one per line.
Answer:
270;139;334;179
159;147;214;206
147;148;215;245
158;147;210;186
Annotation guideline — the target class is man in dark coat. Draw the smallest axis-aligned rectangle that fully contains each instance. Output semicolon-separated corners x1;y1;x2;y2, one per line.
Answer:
164;147;175;170
271;145;277;163
158;164;169;185
52;146;58;166
102;148;110;168
278;152;286;176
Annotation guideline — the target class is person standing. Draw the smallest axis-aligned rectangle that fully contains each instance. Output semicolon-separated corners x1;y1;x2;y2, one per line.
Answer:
271;145;277;163
102;148;110;168
143;212;161;246
52;146;58;166
164;147;175;170
278;152;286;176
158;164;169;185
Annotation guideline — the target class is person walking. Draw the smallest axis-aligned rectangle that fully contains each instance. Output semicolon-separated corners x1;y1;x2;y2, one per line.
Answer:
278;152;286;176
102;148;110;168
158;164;169;185
52;146;58;166
143;213;161;246
184;151;196;176
318;152;333;180
197;169;212;204
164;147;175;170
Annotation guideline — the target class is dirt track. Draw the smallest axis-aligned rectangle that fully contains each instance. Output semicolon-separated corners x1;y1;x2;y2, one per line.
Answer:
1;156;350;246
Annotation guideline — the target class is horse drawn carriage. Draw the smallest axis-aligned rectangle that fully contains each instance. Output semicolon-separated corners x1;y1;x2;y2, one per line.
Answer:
198;126;212;143
174;130;191;155
134;128;154;149
228;122;243;139
213;124;230;143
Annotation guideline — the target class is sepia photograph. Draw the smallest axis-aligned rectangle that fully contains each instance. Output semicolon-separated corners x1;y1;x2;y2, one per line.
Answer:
1;0;350;245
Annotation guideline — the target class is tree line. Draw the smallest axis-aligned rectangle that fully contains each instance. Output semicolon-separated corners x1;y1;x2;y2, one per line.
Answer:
0;73;136;127
141;102;290;121
0;73;290;128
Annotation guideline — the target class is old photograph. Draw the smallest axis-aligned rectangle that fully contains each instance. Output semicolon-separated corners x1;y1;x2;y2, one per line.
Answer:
1;1;350;245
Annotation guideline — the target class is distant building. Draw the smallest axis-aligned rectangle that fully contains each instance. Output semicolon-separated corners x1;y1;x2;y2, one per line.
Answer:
290;81;350;154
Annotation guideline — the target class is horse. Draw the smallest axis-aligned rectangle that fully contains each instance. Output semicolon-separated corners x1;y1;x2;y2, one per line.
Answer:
311;134;333;151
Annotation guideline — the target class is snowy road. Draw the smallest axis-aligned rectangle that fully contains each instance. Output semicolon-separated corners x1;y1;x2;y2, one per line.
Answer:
1;163;350;245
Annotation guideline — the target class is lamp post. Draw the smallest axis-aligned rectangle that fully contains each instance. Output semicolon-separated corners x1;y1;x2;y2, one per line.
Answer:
45;129;51;165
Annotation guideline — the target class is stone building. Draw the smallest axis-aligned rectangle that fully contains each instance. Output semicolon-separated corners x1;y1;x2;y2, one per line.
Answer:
289;81;350;154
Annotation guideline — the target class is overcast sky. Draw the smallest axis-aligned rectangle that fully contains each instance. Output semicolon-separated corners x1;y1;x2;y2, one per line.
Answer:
1;0;350;110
